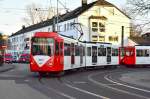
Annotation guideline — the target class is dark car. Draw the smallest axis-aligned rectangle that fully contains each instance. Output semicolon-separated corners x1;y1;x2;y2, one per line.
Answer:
18;54;30;63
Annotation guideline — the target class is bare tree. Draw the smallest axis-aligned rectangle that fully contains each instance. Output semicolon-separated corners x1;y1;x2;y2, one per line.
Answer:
23;3;55;25
121;6;143;36
127;0;150;16
125;0;150;34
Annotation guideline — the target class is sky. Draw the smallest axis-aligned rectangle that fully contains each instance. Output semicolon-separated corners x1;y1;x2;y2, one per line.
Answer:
0;0;126;35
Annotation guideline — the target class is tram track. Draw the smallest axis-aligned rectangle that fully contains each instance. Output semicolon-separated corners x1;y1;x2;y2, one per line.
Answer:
38;78;76;99
88;68;150;99
35;67;150;99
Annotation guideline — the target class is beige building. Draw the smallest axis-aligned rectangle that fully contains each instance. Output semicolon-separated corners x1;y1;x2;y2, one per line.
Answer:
78;0;131;45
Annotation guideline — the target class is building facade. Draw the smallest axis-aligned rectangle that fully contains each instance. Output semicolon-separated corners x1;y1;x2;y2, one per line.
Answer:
8;0;131;57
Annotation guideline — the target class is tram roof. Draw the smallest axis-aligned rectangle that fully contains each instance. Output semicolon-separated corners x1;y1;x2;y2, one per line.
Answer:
135;45;150;46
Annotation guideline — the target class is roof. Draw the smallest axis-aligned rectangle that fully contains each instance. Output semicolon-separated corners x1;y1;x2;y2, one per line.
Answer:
129;36;150;46
10;0;130;37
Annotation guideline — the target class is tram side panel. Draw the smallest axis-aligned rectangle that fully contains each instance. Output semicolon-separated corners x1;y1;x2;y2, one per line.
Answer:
135;46;150;65
63;39;86;70
85;43;118;67
74;42;86;69
97;45;109;66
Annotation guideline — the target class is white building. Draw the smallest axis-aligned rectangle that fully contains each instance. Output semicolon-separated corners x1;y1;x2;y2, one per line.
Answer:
9;0;131;57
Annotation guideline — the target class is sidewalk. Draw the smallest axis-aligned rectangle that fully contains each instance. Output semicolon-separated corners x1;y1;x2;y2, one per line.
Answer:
0;63;15;73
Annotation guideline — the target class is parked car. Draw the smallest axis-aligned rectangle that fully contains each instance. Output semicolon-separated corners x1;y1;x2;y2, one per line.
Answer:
18;54;30;63
4;54;13;63
12;56;18;63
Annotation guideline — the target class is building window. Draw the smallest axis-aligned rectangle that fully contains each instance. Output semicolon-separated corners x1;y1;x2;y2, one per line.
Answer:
99;36;105;42
92;22;105;32
67;23;70;30
92;22;98;32
92;35;98;42
58;25;62;31
109;36;118;42
24;38;30;41
99;22;105;32
70;22;73;30
64;24;66;31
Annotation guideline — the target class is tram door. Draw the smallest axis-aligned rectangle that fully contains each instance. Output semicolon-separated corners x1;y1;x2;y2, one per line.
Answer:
92;46;97;64
119;47;125;60
107;47;111;64
71;43;75;65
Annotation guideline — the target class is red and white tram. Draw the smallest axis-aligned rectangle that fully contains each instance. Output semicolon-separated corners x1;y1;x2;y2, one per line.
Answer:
119;45;150;67
30;32;119;75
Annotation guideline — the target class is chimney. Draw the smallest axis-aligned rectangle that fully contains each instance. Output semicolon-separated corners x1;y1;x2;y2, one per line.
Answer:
82;0;87;6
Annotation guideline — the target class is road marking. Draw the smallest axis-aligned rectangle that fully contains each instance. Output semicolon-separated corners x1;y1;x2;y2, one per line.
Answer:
40;81;75;99
24;79;29;82
45;85;75;99
100;84;120;86
104;74;150;93
65;83;110;99
73;81;87;84
88;72;150;99
10;69;14;72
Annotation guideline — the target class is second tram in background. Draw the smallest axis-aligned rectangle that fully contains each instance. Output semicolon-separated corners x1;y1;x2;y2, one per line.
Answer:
119;45;150;67
30;32;119;75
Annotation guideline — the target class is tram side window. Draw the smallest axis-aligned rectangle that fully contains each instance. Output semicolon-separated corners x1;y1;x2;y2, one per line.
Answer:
55;41;59;55
136;49;149;57
75;45;80;56
98;48;106;56
98;48;102;56
112;49;118;56
87;47;91;56
64;43;70;56
60;42;63;55
143;49;149;57
145;49;149;56
83;47;85;56
79;46;84;56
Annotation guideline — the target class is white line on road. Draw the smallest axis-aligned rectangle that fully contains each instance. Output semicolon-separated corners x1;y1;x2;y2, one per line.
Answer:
42;82;76;99
65;83;110;99
73;81;87;84
104;74;150;93
10;69;14;72
88;72;150;99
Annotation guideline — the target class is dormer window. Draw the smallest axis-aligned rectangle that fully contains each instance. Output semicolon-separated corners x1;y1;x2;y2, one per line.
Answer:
92;22;98;32
99;22;105;32
92;22;105;32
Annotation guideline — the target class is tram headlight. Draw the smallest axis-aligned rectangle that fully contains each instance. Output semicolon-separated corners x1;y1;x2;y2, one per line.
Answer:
48;59;53;66
48;62;53;66
30;62;33;65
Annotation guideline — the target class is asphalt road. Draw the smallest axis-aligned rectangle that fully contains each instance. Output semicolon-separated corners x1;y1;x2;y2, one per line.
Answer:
0;64;150;99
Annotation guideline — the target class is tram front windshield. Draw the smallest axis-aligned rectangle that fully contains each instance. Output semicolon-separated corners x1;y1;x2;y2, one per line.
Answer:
32;38;54;56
